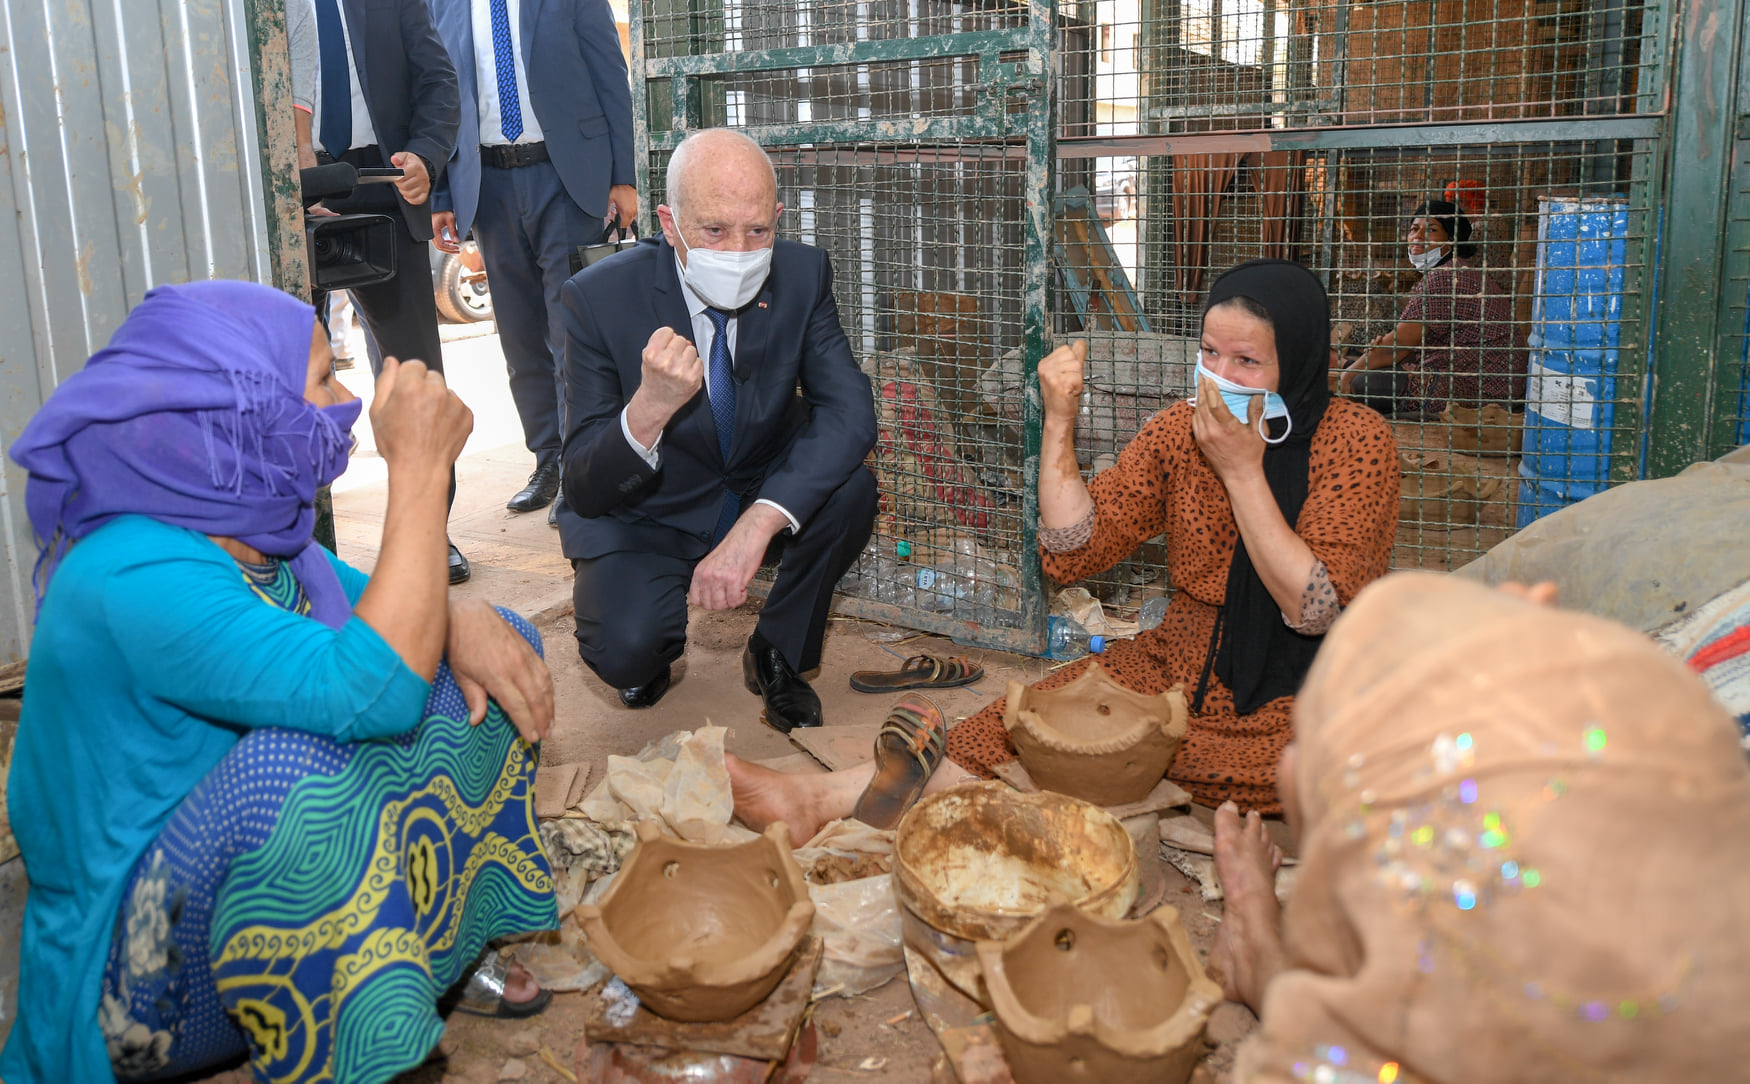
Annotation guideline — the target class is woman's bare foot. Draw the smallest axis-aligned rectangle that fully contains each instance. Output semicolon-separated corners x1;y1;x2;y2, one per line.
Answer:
1207;800;1286;1013
724;753;871;844
502;961;542;1006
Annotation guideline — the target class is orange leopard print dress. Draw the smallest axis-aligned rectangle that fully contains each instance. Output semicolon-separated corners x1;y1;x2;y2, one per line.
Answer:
944;399;1399;812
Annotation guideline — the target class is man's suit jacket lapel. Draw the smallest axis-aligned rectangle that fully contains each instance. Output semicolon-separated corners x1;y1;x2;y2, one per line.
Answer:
339;0;374;109
519;0;544;68
449;0;477;119
651;242;722;464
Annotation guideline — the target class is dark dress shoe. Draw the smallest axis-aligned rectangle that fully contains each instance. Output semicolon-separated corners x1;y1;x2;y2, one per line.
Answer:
506;460;561;513
618;665;672;709
742;636;823;733
548;500;559;527
448;542;471;585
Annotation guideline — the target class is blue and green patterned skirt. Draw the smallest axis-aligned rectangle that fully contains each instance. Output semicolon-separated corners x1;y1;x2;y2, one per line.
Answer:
99;608;558;1083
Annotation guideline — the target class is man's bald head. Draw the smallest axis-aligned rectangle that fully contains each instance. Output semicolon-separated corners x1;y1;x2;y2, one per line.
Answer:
666;128;778;217
658;128;784;260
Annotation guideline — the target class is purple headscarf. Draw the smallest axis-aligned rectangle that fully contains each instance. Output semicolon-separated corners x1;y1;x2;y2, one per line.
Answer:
9;280;362;629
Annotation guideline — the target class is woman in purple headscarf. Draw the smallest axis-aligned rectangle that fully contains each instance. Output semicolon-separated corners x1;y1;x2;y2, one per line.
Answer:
2;281;558;1083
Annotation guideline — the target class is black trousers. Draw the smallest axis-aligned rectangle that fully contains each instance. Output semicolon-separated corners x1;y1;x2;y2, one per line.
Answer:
313;147;455;509
1350;366;1410;417
571;466;879;690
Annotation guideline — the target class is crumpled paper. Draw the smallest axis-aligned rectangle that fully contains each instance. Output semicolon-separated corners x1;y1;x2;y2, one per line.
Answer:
1052;586;1140;641
576;726;757;846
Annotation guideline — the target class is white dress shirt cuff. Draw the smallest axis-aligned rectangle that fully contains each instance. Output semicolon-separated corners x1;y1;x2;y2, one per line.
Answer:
754;498;801;535
620;406;662;468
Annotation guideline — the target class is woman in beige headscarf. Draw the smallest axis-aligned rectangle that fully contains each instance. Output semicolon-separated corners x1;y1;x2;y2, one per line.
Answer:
1210;572;1750;1083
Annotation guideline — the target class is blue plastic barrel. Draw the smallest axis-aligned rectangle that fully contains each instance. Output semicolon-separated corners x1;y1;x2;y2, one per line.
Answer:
1518;197;1630;524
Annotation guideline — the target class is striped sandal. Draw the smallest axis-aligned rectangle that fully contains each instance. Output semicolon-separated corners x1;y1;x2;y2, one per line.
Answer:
848;653;985;694
852;694;949;830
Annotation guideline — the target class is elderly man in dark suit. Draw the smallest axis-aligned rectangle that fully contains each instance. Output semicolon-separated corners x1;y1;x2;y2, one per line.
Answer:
558;129;878;730
299;0;471;580
430;0;636;522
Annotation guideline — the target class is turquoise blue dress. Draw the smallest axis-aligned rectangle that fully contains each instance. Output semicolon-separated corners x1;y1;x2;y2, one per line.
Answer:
1;515;556;1082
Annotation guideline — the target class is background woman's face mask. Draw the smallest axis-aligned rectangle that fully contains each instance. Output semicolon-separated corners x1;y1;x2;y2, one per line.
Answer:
1408;244;1446;271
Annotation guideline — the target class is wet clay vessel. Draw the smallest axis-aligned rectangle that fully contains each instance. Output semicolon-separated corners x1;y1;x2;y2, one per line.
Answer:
576;821;815;1022
893;782;1138;1001
977;902;1221;1084
1002;662;1188;806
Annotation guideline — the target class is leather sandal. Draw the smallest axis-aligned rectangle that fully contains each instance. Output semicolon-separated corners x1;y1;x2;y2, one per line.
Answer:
452;950;552;1019
852;694;948;830
849;654;984;694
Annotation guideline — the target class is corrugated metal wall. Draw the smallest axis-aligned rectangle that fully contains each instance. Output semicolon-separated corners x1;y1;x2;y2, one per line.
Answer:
0;0;272;679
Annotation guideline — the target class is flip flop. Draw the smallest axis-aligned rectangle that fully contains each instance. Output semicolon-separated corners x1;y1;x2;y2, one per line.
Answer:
451;952;553;1019
852;694;949;830
849;654;984;694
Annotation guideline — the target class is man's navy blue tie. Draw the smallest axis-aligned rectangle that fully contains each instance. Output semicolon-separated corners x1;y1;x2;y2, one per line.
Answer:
489;0;523;141
705;308;739;541
313;0;351;158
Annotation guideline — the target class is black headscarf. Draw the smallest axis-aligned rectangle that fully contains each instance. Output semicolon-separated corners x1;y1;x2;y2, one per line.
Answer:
1411;199;1476;261
1192;260;1332;716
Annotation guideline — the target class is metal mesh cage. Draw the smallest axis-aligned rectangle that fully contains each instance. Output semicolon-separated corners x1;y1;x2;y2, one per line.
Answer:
630;0;1695;650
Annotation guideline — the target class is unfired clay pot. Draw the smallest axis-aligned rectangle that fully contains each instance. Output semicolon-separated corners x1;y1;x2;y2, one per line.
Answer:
977;901;1222;1084
893;782;1138;1001
1002;662;1188;806
575;821;815;1022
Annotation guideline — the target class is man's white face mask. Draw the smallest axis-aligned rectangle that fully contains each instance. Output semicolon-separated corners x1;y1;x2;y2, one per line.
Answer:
672;209;774;311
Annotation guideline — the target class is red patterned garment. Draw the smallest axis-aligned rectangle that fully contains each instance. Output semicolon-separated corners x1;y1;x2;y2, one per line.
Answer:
1398;259;1521;413
873;378;994;530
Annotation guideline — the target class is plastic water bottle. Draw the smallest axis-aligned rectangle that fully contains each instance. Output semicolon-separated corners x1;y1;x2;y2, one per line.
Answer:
1138;596;1169;630
1045;615;1106;661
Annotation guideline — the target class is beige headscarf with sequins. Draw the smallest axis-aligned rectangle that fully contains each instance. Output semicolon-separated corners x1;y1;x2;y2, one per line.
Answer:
1234;572;1750;1084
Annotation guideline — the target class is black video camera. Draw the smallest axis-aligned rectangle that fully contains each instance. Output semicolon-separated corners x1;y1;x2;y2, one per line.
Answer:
301;162;402;290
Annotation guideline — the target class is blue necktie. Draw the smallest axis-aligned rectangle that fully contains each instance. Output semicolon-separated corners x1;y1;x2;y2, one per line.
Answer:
314;0;352;158
705;309;739;540
489;0;523;141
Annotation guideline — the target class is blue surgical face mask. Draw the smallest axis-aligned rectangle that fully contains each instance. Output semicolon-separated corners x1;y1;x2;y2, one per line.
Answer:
1193;355;1292;445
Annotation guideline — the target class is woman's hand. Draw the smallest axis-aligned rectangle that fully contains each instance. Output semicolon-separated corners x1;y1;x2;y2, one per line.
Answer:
1192;374;1267;485
446;599;555;745
1039;340;1088;425
1338;363;1363;395
370;357;473;484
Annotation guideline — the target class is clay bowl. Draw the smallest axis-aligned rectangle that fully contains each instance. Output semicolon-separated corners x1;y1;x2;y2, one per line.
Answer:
575;821;815;1022
893;782;1139;1000
1003;662;1188;806
977;902;1221;1084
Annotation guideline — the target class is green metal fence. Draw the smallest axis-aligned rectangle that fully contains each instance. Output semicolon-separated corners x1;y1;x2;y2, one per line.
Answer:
630;0;1745;653
634;0;1058;652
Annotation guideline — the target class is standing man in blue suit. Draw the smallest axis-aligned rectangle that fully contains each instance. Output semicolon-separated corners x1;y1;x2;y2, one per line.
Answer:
431;0;637;524
558;129;878;729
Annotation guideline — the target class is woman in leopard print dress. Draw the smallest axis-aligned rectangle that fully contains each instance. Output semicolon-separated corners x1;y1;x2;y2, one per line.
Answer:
727;261;1398;832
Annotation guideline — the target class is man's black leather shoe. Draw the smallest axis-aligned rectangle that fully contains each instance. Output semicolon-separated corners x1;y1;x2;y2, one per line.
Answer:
742;636;822;732
448;542;471;585
619;665;672;709
548;499;560;527
507;460;561;513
